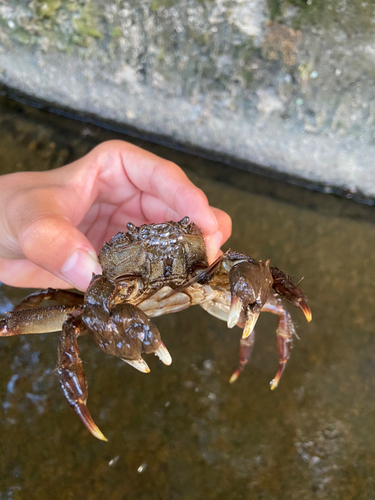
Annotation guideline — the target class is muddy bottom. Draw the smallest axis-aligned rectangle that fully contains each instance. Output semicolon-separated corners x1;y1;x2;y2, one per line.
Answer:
0;96;375;500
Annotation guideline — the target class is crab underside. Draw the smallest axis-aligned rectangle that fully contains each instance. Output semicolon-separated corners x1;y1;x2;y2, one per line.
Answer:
0;217;311;441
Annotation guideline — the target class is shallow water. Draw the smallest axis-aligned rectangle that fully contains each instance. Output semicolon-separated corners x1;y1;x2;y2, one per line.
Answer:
0;96;375;500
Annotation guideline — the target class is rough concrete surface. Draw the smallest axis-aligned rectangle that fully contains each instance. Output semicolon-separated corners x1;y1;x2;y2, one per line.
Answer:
0;0;375;199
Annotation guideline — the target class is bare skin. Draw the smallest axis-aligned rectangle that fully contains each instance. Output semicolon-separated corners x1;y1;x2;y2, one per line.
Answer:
0;218;311;441
0;140;231;290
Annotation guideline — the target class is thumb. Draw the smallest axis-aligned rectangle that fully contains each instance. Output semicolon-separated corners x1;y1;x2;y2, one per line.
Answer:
18;216;102;291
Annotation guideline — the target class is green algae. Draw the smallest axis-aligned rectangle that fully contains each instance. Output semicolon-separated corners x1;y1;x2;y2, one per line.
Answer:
269;0;375;34
34;0;62;18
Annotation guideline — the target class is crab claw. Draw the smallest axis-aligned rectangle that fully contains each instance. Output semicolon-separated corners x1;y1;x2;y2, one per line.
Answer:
122;343;172;371
270;267;311;322
122;357;151;373
154;342;172;365
242;311;260;339
86;302;172;373
228;259;273;338
298;299;312;322
227;296;243;329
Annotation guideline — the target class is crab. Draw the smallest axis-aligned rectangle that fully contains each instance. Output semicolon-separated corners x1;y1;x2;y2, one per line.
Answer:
0;217;311;441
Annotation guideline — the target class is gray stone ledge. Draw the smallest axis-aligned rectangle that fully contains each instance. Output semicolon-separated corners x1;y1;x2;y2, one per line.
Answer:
1;0;375;200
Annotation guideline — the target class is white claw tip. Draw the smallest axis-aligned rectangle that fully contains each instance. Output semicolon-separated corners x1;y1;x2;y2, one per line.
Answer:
155;342;172;366
270;378;278;390
122;357;151;374
227;296;243;329
242;312;260;339
92;427;109;442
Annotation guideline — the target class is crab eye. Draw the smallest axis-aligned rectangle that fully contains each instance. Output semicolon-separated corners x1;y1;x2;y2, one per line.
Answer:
127;222;137;234
180;216;190;226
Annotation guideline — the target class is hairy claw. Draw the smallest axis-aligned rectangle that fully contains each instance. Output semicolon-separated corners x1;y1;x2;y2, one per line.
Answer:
270;266;311;321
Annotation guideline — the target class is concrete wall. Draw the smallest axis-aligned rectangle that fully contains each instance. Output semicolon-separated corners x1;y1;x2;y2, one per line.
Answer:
0;0;374;200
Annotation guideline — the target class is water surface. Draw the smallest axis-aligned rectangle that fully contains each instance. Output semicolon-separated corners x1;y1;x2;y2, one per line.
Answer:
0;96;375;500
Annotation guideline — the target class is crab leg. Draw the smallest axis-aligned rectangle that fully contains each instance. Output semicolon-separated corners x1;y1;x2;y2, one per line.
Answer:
0;305;78;337
229;329;256;383
14;288;84;311
57;315;107;442
261;296;296;390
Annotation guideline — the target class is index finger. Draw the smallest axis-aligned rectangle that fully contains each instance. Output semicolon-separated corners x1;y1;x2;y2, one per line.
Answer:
110;141;219;235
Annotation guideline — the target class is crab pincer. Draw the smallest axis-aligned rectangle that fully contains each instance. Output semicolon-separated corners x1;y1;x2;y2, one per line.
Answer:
227;257;311;389
83;274;172;374
227;258;273;338
84;302;172;374
57;302;172;441
270;267;312;323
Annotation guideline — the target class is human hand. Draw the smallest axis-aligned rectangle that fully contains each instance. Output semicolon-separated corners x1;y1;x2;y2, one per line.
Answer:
0;140;231;290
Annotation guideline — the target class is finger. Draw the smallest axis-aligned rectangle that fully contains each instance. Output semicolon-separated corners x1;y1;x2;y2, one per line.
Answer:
2;177;102;291
138;193;187;224
139;190;219;238
0;258;73;289
210;207;232;244
16;216;101;291
77;141;220;236
129;193;231;265
204;208;232;263
138;196;232;263
96;141;219;235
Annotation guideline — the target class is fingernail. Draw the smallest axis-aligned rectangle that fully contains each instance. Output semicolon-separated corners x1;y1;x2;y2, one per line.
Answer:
205;231;223;264
61;249;102;291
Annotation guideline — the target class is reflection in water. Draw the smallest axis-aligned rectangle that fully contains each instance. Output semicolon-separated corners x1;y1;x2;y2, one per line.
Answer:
0;95;375;499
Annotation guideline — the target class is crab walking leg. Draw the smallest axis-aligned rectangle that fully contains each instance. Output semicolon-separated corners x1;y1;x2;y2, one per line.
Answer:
14;288;84;311
0;305;78;337
261;297;296;390
57;316;107;442
229;329;256;383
